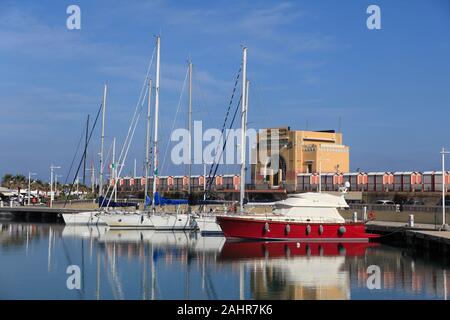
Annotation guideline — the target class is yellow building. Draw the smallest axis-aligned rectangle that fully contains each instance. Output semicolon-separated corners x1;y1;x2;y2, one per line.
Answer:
251;127;349;190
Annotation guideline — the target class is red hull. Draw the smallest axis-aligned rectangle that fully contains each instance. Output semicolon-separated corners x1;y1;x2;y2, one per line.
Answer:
220;241;379;261
216;216;380;241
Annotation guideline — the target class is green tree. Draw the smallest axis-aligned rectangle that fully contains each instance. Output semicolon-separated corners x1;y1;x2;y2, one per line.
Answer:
1;173;14;188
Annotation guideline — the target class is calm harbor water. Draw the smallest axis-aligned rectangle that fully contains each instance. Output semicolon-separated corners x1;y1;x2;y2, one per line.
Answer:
0;222;449;300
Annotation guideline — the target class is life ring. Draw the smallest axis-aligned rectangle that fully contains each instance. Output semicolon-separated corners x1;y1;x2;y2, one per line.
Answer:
368;211;376;220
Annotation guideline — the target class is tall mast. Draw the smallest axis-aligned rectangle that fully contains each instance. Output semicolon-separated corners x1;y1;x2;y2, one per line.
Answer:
188;61;193;196
240;47;247;212
83;114;89;185
112;137;116;202
144;79;152;208
99;84;107;197
152;36;161;206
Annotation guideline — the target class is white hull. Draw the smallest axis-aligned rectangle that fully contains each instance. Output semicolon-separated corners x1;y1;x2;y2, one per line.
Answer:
150;213;197;231
100;213;154;229
62;225;109;238
195;215;223;234
62;211;106;225
101;212;197;230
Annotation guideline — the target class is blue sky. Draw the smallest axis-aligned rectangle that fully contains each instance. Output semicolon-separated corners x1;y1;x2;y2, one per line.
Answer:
1;0;450;182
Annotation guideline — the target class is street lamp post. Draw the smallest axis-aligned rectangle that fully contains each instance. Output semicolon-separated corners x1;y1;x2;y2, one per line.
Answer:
75;176;80;197
50;165;61;208
54;174;62;199
441;148;450;230
28;172;37;206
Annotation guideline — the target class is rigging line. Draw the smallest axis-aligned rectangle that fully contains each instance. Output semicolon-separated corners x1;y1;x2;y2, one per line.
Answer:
102;85;149;206
206;94;242;196
62;101;104;208
116;45;156;176
103;139;114;179
160;65;190;176
99;138;114;181
213;65;242;158
63;120;88;186
204;66;241;189
106;108;144;208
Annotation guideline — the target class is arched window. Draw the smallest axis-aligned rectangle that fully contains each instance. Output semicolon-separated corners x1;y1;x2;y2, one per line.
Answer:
265;155;287;186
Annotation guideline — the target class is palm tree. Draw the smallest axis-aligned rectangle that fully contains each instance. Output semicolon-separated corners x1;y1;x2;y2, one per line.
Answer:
1;173;14;188
12;174;27;190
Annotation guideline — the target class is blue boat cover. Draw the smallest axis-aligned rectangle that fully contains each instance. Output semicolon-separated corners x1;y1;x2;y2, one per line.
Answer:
98;196;138;208
145;191;188;206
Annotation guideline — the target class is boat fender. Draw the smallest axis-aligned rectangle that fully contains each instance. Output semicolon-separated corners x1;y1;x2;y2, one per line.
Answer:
306;225;311;235
368;211;376;220
318;225;324;235
264;222;270;233
285;244;291;257
338;225;346;235
306;244;311;256
338;244;346;256
140;215;144;224
285;224;290;235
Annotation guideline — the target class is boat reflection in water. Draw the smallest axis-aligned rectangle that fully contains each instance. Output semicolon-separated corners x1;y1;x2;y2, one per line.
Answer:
1;222;449;299
219;241;379;300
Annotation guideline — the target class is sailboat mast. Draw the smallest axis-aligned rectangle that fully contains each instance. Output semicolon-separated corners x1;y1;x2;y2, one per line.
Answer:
152;36;161;206
99;84;107;197
112;137;117;202
144;79;152;208
240;47;247;212
188;61;193;196
83;114;89;185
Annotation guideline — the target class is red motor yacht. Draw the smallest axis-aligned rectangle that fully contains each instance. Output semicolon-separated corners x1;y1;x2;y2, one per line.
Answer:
216;192;379;241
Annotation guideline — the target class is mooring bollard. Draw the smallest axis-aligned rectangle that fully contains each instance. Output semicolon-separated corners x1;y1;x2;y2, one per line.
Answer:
363;206;367;221
409;214;414;227
353;212;358;222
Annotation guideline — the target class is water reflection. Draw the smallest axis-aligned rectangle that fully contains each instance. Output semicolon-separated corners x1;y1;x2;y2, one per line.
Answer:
0;222;449;300
220;242;378;300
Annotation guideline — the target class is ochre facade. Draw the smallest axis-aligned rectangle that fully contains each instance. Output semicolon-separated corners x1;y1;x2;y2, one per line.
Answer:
251;127;349;190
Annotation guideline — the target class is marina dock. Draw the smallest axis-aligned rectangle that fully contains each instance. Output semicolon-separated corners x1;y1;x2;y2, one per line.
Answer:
366;221;450;255
0;206;89;222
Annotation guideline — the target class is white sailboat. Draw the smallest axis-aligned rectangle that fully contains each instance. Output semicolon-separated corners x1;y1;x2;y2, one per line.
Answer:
63;84;109;226
149;58;196;230
101;35;196;230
